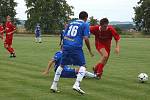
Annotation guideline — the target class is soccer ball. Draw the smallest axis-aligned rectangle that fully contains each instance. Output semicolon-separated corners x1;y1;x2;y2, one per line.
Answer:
138;73;148;83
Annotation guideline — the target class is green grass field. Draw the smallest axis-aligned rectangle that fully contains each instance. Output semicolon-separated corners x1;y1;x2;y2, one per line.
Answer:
0;36;150;100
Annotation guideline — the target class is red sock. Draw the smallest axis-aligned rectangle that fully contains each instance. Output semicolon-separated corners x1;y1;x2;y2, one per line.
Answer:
96;63;104;76
7;47;14;53
94;63;100;73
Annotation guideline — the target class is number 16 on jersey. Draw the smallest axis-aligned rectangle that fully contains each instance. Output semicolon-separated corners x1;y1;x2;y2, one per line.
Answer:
67;25;79;37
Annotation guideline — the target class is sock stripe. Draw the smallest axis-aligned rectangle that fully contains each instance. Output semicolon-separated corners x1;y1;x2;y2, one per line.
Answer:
78;72;84;75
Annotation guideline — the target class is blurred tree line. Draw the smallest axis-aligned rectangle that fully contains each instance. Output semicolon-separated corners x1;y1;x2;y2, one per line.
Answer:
24;0;74;34
0;0;73;34
0;0;17;23
1;0;149;35
133;0;150;34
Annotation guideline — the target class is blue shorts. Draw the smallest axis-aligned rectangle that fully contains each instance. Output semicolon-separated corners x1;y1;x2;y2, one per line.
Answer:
61;48;86;66
35;32;40;37
60;66;77;78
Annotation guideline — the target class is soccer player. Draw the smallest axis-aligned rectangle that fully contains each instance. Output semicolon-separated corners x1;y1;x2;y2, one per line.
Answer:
50;11;94;94
0;22;4;41
42;50;96;78
59;30;64;46
35;23;42;43
4;16;16;57
59;23;68;46
90;18;120;79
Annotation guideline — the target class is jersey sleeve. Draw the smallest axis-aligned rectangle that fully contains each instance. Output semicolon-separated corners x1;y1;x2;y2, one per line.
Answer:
10;22;16;31
9;22;16;31
83;23;90;37
90;26;99;35
110;26;120;41
52;52;61;61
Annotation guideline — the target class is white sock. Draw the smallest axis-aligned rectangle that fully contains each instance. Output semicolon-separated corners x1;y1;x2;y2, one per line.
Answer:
85;71;96;78
35;38;38;42
51;81;57;88
51;66;63;89
39;37;42;42
74;66;86;87
53;66;63;82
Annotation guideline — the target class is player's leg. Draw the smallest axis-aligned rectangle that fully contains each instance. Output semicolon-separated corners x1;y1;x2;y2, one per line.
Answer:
36;33;42;43
50;65;63;92
8;47;16;57
4;39;15;57
93;44;104;73
35;38;38;43
72;49;86;94
60;66;77;78
38;37;42;43
0;32;4;40
35;33;38;43
50;50;68;92
38;32;42;43
7;39;16;57
74;67;96;78
2;34;4;41
61;66;96;78
73;66;86;94
85;71;96;78
95;48;109;78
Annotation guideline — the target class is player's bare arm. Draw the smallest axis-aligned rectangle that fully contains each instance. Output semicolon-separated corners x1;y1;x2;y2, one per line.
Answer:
84;36;94;57
115;40;120;55
42;60;55;75
7;30;16;35
0;30;4;33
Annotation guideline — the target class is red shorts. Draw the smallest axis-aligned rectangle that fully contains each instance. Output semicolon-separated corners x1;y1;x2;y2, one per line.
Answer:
4;36;13;46
95;42;110;55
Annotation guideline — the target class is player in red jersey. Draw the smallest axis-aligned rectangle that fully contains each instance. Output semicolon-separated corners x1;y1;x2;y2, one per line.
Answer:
4;16;16;57
90;18;120;79
0;22;4;41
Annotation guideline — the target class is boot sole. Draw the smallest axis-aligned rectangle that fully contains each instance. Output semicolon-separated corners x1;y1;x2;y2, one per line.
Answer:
73;88;85;95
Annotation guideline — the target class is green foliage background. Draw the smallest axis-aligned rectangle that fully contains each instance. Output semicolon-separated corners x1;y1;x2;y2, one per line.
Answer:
24;0;74;33
133;0;150;33
0;0;17;23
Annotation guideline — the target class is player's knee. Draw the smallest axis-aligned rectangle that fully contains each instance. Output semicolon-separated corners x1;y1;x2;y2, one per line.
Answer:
103;54;109;59
79;66;86;72
60;65;65;68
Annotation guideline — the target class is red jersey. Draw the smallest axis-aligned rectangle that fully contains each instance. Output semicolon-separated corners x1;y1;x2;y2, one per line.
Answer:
90;25;120;48
4;21;16;45
5;21;16;35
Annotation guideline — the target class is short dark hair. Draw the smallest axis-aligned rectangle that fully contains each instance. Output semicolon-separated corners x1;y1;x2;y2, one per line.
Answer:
100;18;109;25
79;11;88;20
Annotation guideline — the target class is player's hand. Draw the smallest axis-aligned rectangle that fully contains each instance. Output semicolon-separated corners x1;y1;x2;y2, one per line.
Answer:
7;32;12;35
42;70;49;76
115;46;120;55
